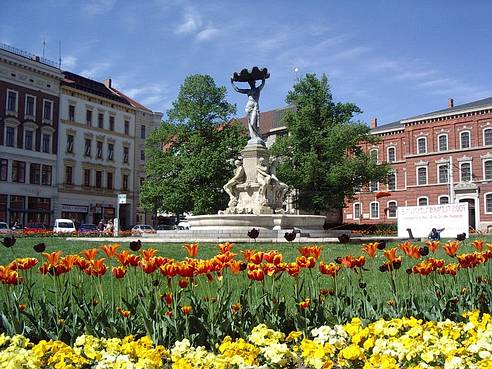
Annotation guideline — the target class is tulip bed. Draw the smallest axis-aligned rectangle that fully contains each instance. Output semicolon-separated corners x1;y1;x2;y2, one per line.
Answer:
1;312;491;368
1;237;492;368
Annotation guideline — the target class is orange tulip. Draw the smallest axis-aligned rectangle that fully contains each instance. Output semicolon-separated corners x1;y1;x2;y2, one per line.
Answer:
286;262;301;277
164;292;173;306
249;252;264;265
427;258;445;269
228;260;242;274
383;248;398;262
183;243;199;258
298;298;311;310
399;242;421;259
178;278;189;288
18;303;26;311
128;254;140;267
100;243;120;258
160;263;177;277
438;264;459;276
263;250;282;264
231;303;241;313
14;258;39;270
472;240;484;252
443;241;460;257
117;307;131;318
319;261;340;277
241;249;255;262
425;240;440;253
457;252;485;269
217;242;234;254
42;251;62;267
181;305;192;315
141;248;158;261
112;266;127;279
247;268;265;281
82;248;99;261
60;255;79;271
362;242;378;258
298;246;322;260
412;261;434;276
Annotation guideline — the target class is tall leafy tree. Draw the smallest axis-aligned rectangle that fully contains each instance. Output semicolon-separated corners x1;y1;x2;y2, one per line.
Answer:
141;74;247;215
271;73;389;213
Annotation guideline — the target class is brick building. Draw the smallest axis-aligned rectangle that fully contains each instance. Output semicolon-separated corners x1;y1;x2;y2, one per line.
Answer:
343;97;492;232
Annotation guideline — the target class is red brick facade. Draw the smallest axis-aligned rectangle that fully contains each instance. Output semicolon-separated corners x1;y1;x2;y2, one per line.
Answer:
343;98;492;232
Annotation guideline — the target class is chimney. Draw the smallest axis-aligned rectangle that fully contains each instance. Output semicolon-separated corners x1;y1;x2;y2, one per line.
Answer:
103;78;112;88
448;98;454;108
370;117;378;129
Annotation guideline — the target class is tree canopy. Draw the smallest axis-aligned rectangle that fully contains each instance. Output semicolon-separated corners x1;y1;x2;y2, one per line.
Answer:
271;73;389;213
141;74;247;215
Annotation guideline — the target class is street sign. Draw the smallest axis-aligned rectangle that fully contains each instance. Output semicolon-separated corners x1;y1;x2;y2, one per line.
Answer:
118;194;127;204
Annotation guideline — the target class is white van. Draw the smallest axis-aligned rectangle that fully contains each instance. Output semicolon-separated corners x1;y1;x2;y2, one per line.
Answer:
53;219;76;234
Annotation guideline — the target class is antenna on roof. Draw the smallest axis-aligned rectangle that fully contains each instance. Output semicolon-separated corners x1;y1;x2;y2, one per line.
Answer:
58;40;62;69
42;40;46;59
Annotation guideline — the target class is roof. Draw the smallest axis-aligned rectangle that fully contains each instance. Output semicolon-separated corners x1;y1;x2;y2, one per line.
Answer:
109;87;153;112
370;120;404;134
238;105;294;134
62;71;131;105
401;97;492;123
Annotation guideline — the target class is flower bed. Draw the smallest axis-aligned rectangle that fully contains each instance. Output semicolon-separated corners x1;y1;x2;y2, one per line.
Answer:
1;312;491;368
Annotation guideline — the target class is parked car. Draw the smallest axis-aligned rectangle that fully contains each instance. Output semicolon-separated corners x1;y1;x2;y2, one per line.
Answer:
53;219;76;234
177;220;190;230
25;223;48;231
156;224;177;231
0;222;11;234
79;224;98;234
131;224;156;235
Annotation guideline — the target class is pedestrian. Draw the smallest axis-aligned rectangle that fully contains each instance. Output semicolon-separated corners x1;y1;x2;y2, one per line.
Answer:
428;227;445;241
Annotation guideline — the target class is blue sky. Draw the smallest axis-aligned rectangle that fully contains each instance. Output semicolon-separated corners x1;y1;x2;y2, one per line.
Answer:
2;0;492;126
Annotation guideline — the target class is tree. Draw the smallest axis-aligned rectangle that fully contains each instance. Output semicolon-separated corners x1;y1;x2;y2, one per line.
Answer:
141;74;247;215
271;73;389;213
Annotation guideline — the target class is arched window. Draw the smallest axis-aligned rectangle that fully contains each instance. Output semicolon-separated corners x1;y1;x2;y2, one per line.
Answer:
370;149;378;161
353;202;361;219
369;181;379;192
387;172;396;191
438;134;448;151
387;201;397;218
438;195;449;204
370;201;379;219
460;131;471;149
460;162;472;182
438;164;449;183
418;197;428;206
417;167;427;185
387;147;396;163
484;160;492;180
485;193;492;213
417;137;427;154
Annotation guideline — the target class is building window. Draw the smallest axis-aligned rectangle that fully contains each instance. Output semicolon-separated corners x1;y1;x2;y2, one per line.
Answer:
460;131;470;149
12;160;26;183
387;173;396;191
108;143;114;161
418;197;428;206
124;120;129;135
140;150;145;161
484;128;492;146
65;166;73;185
485;193;492;213
98;113;104;129
95;171;102;188
369;181;379;192
438;164;449;184
86;110;92;126
24;130;33;150
43;100;53;121
42;133;51;153
0;159;7;181
387;147;396;163
417;167;427;185
107;172;113;190
370;202;379;219
84;139;91;157
84;169;91;187
484;160;492;180
6;127;15;147
41;165;52;186
352;203;361;219
25;95;35;117
439;195;449;204
7;90;17;112
460;162;472;182
140;125;146;139
122;174;128;191
66;134;74;153
69;105;75;121
387;201;397;218
417;137;427;154
96;141;103;159
29;163;41;184
123;147;129;164
438;134;448;151
109;116;115;131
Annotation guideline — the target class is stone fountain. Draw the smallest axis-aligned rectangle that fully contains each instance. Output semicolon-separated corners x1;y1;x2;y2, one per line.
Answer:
188;67;326;232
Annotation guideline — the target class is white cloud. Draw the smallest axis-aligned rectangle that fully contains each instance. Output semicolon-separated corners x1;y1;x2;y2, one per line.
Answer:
62;55;77;69
84;0;117;16
175;8;202;34
79;62;111;79
196;27;219;41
